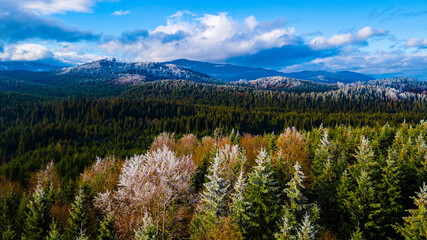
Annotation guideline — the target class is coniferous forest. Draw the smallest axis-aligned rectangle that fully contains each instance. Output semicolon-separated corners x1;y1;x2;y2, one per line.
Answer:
0;78;427;240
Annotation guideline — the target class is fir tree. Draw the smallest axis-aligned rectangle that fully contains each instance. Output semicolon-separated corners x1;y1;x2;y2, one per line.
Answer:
297;213;316;240
395;182;427;239
22;184;52;240
190;149;229;239
67;187;89;239
243;149;281;239
230;170;248;227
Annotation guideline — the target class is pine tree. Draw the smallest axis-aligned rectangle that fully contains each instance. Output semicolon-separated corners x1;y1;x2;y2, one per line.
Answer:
243;149;281;239
395;182;427;240
98;213;116;240
67;187;89;239
22;184;52;240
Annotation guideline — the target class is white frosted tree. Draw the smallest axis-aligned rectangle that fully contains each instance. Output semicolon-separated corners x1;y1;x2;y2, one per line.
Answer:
230;170;248;224
94;147;195;239
297;213;316;240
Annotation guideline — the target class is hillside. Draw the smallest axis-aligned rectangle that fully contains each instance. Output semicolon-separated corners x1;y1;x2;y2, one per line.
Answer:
168;59;375;83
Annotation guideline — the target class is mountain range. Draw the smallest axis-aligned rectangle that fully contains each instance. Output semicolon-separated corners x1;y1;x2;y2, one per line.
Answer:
0;58;375;84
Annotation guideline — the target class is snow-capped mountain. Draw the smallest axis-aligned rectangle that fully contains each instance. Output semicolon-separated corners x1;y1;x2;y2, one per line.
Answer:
58;58;217;85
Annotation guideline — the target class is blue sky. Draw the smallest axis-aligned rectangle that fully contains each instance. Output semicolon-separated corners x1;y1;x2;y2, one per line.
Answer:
0;0;426;78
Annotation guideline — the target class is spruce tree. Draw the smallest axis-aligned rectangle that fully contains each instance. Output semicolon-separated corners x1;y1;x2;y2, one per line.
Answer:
243;149;281;239
190;149;229;239
230;170;248;229
395;182;427;240
22;184;52;240
297;213;316;240
67;187;89;239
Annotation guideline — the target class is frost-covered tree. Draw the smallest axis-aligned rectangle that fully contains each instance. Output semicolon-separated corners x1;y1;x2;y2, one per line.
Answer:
243;149;281;239
230;170;248;226
297;213;317;240
22;184;52;240
67;187;89;239
395;182;427;239
190;147;229;239
94;147;195;239
277;162;319;240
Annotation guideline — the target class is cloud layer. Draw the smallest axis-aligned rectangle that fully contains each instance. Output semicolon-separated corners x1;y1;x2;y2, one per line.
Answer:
101;12;301;62
0;3;100;43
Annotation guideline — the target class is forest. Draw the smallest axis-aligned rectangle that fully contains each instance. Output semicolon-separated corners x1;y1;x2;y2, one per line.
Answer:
0;79;426;239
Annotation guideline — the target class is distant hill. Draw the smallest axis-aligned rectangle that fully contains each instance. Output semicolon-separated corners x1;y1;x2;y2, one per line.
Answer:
57;58;218;85
167;59;287;82
0;61;64;72
231;76;337;92
285;70;375;84
167;59;375;83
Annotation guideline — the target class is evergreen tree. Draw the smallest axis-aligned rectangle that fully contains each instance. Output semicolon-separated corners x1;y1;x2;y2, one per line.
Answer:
243;149;281;239
98;213;116;240
46;221;62;240
297;213;316;240
190;149;229;239
76;229;90;240
22;184;52;240
350;226;365;240
67;187;89;239
395;182;427;239
230;170;248;227
377;150;403;237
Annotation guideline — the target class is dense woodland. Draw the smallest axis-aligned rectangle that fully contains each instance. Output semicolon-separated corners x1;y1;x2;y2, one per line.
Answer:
0;78;426;239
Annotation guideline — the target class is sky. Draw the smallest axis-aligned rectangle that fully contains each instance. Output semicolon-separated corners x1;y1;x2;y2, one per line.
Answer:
0;0;426;78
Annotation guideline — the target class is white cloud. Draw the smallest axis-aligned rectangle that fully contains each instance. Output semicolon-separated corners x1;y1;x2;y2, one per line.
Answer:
0;44;53;61
283;49;427;77
21;0;98;14
101;13;299;62
169;10;195;18
112;10;130;16
310;26;388;50
405;38;427;48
